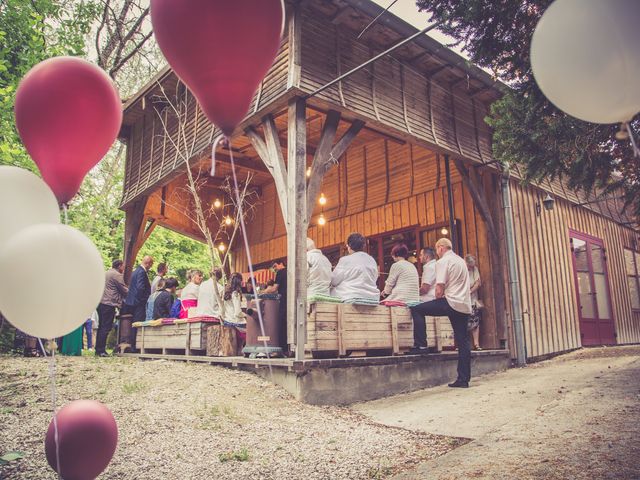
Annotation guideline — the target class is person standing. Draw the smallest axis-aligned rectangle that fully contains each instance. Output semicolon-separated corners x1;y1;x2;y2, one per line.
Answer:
151;262;168;293
263;261;287;350
124;255;154;325
409;238;472;388
419;247;437;302
306;238;332;297
95;259;129;357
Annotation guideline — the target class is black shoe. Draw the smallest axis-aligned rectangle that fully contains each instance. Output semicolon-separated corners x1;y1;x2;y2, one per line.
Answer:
405;347;429;355
96;352;109;358
448;380;469;388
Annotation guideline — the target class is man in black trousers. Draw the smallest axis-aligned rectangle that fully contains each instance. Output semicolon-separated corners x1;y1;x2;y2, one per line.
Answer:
96;259;129;357
409;238;472;388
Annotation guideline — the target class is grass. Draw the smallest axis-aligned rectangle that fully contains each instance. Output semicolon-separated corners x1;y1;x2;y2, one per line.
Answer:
0;407;15;415
218;448;249;463
121;381;147;394
366;459;393;480
195;401;240;430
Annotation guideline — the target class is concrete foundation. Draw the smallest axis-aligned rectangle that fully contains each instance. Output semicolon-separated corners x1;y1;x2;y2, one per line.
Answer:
124;350;511;405
255;350;511;405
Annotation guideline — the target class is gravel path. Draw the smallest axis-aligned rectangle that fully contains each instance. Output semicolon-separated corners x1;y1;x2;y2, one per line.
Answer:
354;346;640;480
0;355;463;480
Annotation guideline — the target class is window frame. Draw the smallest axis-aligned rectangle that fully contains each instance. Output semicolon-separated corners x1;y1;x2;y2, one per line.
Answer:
624;248;640;311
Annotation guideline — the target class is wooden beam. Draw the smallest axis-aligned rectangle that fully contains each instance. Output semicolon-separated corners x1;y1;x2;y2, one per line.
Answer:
306;117;365;224
286;97;308;361
245;123;289;223
454;158;497;239
123;197;148;283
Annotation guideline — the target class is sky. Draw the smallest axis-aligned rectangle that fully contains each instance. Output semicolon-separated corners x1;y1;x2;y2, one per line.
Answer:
370;0;467;57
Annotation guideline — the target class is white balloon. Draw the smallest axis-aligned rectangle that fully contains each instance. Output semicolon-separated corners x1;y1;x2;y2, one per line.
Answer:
0;224;105;339
0;166;60;249
531;0;640;124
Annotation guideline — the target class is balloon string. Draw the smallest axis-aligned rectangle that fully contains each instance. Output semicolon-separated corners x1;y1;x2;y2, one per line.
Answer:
62;204;68;225
37;338;62;480
210;135;223;177
625;122;640;158
226;135;274;377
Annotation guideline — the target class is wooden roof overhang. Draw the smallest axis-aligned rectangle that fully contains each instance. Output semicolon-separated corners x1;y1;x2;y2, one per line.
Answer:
118;0;505;210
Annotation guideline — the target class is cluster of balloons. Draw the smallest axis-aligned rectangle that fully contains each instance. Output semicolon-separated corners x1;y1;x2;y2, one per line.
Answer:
531;0;640;125
1;57;124;479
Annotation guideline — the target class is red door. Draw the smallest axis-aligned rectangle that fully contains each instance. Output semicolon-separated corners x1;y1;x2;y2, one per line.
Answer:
570;232;616;345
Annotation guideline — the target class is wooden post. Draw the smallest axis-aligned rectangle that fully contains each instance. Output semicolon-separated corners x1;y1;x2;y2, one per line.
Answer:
444;154;457;252
287;97;308;361
123;197;148;282
454;159;508;350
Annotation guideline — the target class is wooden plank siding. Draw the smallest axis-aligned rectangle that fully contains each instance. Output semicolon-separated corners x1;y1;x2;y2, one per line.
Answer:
509;182;640;359
233;141;502;349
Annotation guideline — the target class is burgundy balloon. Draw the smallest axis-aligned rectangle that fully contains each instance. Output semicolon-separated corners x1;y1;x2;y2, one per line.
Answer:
14;57;122;205
45;400;118;480
150;0;284;136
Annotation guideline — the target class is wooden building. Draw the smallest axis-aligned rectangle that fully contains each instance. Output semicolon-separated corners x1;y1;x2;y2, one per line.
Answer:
118;0;640;361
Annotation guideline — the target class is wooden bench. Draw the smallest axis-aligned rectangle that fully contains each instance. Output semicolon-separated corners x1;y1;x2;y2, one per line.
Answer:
305;303;455;358
136;321;212;355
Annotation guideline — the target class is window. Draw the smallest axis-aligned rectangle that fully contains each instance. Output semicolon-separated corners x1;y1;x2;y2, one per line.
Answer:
624;248;640;310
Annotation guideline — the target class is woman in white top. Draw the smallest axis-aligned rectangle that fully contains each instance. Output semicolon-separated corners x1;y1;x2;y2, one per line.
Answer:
466;254;482;350
330;233;380;301
180;269;203;300
381;243;420;304
196;269;223;318
223;273;246;324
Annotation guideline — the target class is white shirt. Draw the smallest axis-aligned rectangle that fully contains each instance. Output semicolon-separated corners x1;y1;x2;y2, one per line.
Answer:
195;279;222;317
383;259;419;303
420;259;437;302
151;275;164;293
330;251;380;301
307;249;332;297
435;250;472;314
180;282;200;300
223;291;246;324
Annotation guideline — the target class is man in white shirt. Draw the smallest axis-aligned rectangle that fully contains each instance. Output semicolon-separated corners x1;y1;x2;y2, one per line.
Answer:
306;238;332;297
409;238;472;388
419;247;437;302
330;233;380;301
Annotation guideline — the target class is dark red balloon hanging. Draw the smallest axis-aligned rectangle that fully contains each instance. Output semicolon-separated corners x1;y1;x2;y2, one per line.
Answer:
14;57;122;205
150;0;285;137
45;400;118;480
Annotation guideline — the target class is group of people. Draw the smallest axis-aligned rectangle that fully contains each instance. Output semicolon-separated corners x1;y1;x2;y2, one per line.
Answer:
304;233;482;388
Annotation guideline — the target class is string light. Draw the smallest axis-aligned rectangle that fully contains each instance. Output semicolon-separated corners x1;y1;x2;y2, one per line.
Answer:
318;193;327;206
440;227;449;235
218;242;226;252
224;215;233;226
306;167;311;178
318;214;326;226
213;198;222;209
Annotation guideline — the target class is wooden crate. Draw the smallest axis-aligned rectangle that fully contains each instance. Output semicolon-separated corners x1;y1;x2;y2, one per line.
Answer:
431;316;455;350
136;322;211;354
305;303;431;357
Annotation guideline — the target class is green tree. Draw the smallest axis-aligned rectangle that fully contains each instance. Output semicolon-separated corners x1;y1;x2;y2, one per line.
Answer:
416;0;640;215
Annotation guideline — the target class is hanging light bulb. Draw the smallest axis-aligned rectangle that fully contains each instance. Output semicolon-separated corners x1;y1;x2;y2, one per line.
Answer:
318;193;327;206
224;215;233;226
318;214;326;226
218;242;226;252
213;198;222;209
306;167;311;178
440;227;449;236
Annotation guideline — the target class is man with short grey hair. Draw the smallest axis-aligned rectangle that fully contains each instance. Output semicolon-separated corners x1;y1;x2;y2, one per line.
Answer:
409;238;472;388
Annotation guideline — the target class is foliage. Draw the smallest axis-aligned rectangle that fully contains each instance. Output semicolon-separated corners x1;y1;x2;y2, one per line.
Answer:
138;226;212;286
0;0;98;171
218;448;249;463
416;0;640;215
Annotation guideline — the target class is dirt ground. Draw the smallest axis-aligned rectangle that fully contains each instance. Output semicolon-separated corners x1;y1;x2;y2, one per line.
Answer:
0;354;462;480
354;345;640;480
